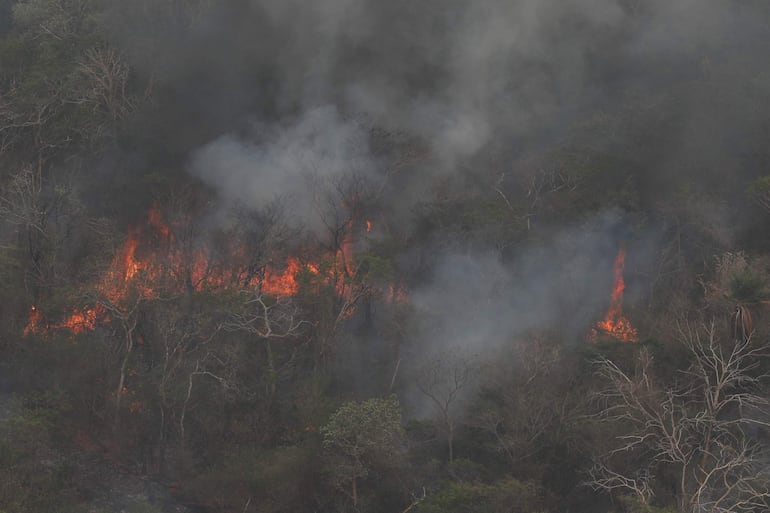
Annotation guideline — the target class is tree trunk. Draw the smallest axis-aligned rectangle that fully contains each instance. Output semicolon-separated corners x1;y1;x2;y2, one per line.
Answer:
114;326;134;430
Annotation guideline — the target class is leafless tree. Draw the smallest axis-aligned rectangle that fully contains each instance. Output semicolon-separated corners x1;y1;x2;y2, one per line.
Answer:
0;167;45;234
76;47;134;125
179;353;233;448
474;335;585;470
309;172;378;363
0;166;86;294
224;291;307;406
96;290;145;431
416;353;475;463
226;200;299;289
587;322;770;512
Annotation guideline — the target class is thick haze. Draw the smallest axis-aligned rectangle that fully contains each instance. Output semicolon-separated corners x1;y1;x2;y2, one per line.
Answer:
3;2;770;511
101;0;770;363
167;0;770;355
171;0;770;221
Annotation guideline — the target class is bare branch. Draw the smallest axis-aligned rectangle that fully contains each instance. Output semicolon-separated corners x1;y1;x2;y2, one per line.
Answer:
587;322;770;512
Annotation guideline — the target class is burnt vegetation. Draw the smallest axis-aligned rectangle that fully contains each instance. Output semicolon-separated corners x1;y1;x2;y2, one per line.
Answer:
2;1;770;512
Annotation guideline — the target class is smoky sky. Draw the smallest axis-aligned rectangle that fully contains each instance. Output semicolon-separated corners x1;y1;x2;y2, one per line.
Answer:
167;0;770;222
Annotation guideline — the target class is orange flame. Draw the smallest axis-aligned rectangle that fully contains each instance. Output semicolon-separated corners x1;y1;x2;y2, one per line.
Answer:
590;246;638;342
262;257;305;296
58;306;101;334
387;283;409;303
24;205;406;336
23;305;44;336
24;304;102;335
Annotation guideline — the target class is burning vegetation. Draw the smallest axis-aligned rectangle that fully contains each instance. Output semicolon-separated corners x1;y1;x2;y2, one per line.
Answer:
24;205;404;336
589;245;639;342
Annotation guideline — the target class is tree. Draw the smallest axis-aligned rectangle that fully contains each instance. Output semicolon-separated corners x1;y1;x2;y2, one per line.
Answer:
587;323;770;512
416;354;475;464
320;395;404;510
474;334;585;478
308;172;379;366
224;292;307;416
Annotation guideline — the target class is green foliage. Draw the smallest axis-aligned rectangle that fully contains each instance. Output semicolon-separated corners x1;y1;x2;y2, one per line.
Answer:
416;478;545;513
352;252;394;284
0;391;81;513
2;390;66;446
730;268;768;303
321;395;403;475
320;395;404;506
748;175;770;207
182;446;313;513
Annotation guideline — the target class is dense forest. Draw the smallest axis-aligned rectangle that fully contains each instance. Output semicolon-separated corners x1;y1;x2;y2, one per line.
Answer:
2;1;770;512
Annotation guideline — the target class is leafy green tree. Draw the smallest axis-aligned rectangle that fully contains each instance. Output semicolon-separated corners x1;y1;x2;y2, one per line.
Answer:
320;395;404;510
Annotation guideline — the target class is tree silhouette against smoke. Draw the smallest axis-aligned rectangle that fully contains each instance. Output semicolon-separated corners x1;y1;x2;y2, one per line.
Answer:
416;353;475;464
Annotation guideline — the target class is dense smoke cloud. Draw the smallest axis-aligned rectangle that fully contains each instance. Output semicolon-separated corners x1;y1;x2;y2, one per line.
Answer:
177;0;770;363
396;209;641;417
184;0;633;186
170;0;770;327
190;106;376;231
407;210;628;357
175;0;770;223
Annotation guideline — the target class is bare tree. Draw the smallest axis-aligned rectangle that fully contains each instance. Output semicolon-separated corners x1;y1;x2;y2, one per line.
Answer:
474;335;584;470
76;47;134;126
416;353;475;463
96;290;145;431
179;353;233;448
0;166;86;294
225;200;299;289
587;322;770;512
225;292;307;404
309;172;378;364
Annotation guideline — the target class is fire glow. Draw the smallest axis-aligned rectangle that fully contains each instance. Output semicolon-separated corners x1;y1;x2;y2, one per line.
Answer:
590;245;639;343
25;206;403;336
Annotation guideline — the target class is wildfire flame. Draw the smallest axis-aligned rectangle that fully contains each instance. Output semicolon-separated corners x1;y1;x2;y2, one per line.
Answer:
24;205;406;336
590;245;639;342
23;305;43;336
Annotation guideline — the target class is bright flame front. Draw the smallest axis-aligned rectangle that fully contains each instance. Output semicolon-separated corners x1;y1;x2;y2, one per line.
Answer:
24;205;406;336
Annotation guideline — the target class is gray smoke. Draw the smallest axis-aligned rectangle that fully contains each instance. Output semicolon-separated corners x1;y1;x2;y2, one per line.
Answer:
176;0;770;221
171;0;770;350
189;105;377;232
397;208;643;419
407;210;628;356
